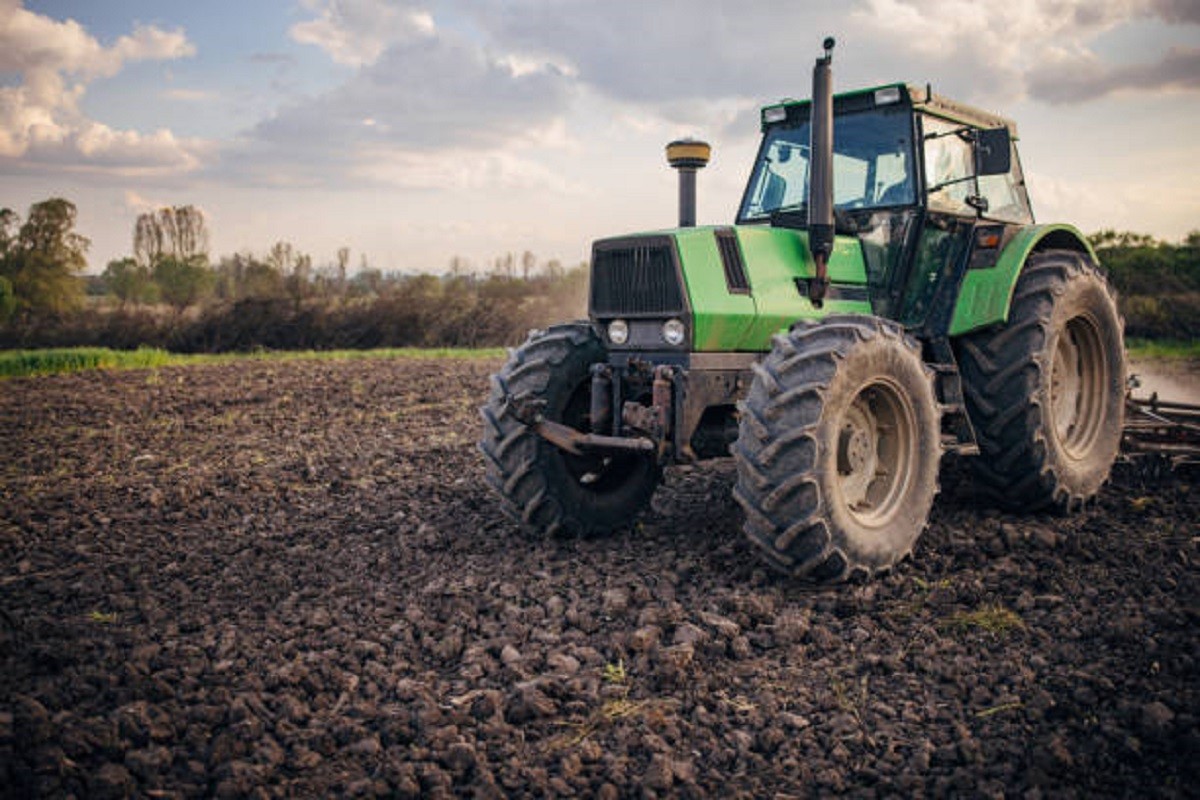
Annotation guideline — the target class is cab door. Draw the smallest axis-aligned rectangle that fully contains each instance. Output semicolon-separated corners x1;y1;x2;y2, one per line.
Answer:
898;114;1023;335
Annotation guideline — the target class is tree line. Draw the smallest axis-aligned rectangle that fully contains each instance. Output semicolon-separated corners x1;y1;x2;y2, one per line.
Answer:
1087;229;1200;339
1;198;1196;351
0;198;588;352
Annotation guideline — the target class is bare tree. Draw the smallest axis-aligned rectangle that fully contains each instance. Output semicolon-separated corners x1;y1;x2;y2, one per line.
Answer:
134;205;210;267
337;246;350;289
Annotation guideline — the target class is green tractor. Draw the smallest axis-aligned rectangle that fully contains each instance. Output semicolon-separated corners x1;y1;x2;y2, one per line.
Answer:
479;39;1125;582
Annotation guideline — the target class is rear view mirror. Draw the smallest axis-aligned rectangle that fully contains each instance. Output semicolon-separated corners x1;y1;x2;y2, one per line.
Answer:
976;127;1011;175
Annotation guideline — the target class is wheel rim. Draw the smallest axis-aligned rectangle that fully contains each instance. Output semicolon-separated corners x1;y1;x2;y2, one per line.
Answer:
835;380;917;528
1050;314;1107;460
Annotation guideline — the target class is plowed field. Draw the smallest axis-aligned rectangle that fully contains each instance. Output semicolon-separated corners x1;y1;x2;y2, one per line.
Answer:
1;357;1196;798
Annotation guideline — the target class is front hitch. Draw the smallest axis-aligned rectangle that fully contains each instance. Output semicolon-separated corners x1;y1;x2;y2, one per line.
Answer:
502;390;657;457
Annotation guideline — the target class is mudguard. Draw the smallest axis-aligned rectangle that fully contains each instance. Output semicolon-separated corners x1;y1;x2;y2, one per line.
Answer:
948;224;1096;336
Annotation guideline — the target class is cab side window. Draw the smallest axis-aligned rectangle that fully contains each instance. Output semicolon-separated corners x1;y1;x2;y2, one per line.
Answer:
922;116;974;216
978;144;1033;224
923;114;1034;224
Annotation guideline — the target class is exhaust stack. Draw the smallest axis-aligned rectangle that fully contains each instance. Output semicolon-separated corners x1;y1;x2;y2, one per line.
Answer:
666;138;711;228
807;37;835;307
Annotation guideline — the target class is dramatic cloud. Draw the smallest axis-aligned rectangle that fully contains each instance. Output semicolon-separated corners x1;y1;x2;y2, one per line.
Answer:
465;2;843;105
0;0;202;174
1029;46;1200;103
236;3;576;187
1150;0;1200;24
848;0;1200;103
259;35;571;148
289;0;436;67
465;0;1198;109
0;3;193;78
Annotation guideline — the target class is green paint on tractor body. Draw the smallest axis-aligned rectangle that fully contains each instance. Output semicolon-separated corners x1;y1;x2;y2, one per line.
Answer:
668;226;868;351
588;82;1097;356
948;223;1096;335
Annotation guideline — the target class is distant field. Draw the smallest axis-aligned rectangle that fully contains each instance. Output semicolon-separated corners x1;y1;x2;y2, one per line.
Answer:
0;346;506;379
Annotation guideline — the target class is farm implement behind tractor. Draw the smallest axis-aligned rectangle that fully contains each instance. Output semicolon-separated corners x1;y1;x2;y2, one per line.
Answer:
1123;383;1200;474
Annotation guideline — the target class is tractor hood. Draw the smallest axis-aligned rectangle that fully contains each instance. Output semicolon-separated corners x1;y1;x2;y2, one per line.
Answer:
589;225;870;353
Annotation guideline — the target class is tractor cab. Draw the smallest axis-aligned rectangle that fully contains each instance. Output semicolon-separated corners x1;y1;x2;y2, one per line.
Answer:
738;83;1033;328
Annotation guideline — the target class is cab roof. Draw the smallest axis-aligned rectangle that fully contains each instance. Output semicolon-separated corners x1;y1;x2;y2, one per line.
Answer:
761;82;1019;138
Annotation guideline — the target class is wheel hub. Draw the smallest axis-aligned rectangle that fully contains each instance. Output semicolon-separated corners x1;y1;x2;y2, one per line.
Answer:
1049;315;1107;460
1052;330;1083;444
834;383;916;527
838;403;878;508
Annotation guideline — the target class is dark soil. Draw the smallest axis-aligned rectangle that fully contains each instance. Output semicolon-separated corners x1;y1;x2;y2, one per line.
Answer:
1;357;1196;798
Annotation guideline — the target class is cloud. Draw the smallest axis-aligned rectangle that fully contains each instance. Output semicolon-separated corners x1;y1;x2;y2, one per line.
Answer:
0;1;203;175
255;34;572;150
466;1;844;105
289;0;435;67
233;9;576;189
846;0;1200;104
1029;46;1200;103
1149;0;1200;24
0;5;193;79
349;146;579;193
464;0;1198;110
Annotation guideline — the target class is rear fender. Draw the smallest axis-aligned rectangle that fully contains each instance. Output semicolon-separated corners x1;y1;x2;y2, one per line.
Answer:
948;224;1096;336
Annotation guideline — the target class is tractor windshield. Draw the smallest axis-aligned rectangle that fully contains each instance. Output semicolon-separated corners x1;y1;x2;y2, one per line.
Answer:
738;105;915;223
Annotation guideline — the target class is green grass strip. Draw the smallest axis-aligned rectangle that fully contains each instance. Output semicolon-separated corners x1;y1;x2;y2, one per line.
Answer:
1126;339;1200;360
0;346;506;379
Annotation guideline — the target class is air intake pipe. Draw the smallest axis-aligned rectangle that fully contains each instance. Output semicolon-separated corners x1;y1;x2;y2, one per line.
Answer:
666;138;711;228
807;37;835;307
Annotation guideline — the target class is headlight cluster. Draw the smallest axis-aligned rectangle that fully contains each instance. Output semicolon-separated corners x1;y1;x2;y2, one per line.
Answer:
661;318;686;346
607;319;629;345
606;318;687;347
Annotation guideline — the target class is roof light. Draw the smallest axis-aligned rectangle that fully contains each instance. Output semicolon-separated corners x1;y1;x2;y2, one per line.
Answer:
874;86;902;106
762;106;788;124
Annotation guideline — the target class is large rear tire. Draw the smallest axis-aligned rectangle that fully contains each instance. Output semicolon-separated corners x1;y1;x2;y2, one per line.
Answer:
733;316;942;582
958;250;1125;511
479;324;659;536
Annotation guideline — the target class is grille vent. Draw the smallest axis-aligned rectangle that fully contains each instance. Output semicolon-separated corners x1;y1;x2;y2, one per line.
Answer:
715;228;750;293
590;238;684;316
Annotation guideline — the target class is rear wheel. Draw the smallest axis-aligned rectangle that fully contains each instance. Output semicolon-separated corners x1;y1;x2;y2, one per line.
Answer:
479;324;659;536
733;316;942;581
958;250;1125;510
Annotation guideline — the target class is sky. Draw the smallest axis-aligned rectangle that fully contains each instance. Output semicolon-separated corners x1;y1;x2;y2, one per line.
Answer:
2;0;1198;274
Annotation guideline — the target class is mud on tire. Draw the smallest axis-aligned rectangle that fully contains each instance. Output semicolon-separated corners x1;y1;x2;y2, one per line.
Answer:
958;250;1125;511
733;316;942;582
479;323;659;536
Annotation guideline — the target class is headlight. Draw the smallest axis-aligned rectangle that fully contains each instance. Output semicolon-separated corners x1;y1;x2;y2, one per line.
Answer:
608;319;629;345
662;318;686;346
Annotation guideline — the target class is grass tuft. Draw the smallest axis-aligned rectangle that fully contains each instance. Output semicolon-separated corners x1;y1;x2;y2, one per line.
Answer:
944;603;1025;637
602;658;628;686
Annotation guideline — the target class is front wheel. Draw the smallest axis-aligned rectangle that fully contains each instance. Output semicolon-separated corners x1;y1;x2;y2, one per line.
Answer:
733;316;942;582
479;323;659;536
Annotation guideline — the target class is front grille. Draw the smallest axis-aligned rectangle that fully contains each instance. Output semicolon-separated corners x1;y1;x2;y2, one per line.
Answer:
590;237;684;316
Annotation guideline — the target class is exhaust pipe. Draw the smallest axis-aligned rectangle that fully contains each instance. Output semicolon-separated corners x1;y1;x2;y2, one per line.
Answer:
666;138;711;228
807;37;835;307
